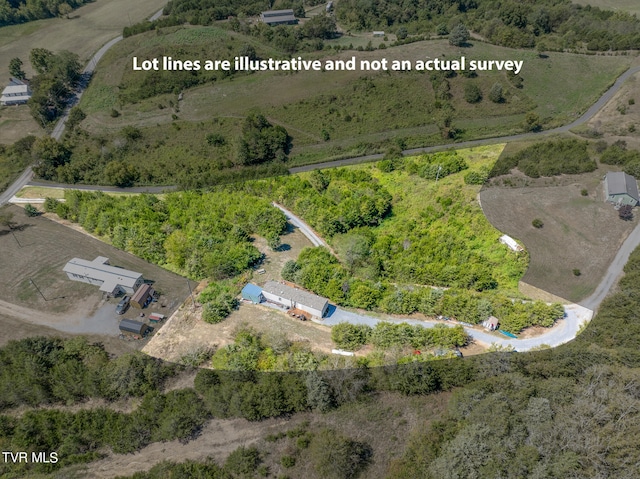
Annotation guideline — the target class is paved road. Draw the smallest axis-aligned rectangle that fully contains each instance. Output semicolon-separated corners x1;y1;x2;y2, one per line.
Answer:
0;7;166;207
319;301;592;352
581;217;640;311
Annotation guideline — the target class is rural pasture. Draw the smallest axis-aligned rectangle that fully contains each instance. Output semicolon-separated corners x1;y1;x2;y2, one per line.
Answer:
580;71;640;149
480;166;636;302
0;0;166;144
80;31;633;168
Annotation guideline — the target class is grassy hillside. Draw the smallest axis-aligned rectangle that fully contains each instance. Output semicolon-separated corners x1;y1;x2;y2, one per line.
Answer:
78;27;632;174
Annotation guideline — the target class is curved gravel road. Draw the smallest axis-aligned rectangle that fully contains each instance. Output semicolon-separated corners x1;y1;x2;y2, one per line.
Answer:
0;7;165;207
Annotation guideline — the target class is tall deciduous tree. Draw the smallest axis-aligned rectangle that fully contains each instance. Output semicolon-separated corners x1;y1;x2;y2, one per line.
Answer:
9;57;25;79
449;23;470;46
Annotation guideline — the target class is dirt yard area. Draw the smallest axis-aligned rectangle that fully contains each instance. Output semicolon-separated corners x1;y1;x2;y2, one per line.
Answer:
480;168;637;302
581;71;640;149
0;205;193;348
143;226;339;363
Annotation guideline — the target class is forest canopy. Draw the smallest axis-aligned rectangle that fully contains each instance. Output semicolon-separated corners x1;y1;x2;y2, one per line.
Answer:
0;0;91;26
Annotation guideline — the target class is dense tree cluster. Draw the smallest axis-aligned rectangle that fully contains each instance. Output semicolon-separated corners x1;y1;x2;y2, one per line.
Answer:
0;0;90;26
0;136;36;192
1;389;210;474
0;337;176;411
26;48;82;124
237;112;290;165
332;322;469;351
285;246;560;333
490;138;597;178
49;190;286;279
164;0;269;23
335;0;640;51
599;141;640;179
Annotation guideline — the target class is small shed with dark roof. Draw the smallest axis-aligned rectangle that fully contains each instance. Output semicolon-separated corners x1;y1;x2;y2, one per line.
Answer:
119;319;148;336
605;171;639;206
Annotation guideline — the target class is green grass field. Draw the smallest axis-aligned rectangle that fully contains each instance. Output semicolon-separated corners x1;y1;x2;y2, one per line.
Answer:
0;0;167;146
79;28;633;172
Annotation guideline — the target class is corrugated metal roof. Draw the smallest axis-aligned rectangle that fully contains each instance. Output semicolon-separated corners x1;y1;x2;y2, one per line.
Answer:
63;257;142;288
263;281;328;311
262;9;295;16
131;283;152;305
261;9;297;24
1;85;30;95
606;172;639;201
119;319;147;334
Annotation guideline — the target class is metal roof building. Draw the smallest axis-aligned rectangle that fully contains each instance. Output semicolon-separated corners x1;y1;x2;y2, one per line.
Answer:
262;280;329;318
260;9;298;26
604;171;639;206
119;319;148;336
1;79;31;106
63;256;144;294
241;283;264;304
130;283;154;309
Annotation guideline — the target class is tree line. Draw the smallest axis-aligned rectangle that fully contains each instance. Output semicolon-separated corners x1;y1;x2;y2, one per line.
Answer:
48;190;286;280
0;0;90;26
336;0;640;51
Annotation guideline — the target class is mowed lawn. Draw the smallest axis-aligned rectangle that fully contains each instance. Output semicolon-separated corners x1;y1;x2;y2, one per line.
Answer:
0;205;192;327
0;0;167;144
479;166;637;302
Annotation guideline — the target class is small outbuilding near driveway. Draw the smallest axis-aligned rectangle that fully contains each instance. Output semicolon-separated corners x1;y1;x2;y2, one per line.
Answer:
130;283;154;309
119;319;148;336
241;283;264;304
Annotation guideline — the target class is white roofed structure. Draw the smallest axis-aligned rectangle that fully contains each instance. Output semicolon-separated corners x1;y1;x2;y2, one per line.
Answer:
63;257;144;294
262;280;329;318
499;234;523;252
1;79;31;106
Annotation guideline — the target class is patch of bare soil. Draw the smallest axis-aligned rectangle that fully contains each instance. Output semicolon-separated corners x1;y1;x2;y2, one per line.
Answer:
143;227;336;363
480;167;636;302
517;325;549;340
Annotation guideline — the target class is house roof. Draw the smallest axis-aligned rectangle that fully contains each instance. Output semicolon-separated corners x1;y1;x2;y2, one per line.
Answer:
263;281;328;311
485;316;499;326
63;257;142;288
261;9;297;24
2;85;30;95
242;283;263;298
131;283;153;304
606;172;639;201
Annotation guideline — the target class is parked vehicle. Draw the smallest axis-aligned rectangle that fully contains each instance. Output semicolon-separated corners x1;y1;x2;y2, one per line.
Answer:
116;296;131;315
